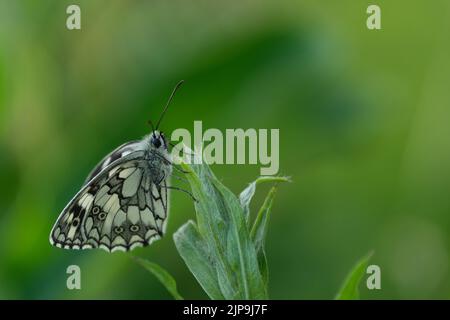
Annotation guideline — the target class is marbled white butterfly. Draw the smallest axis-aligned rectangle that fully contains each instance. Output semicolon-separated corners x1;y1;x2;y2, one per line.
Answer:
49;81;186;252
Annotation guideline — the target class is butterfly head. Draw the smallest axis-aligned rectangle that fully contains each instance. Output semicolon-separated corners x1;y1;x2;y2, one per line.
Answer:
150;131;167;150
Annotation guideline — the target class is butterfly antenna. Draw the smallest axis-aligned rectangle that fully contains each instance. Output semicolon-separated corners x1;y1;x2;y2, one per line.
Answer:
155;80;184;131
147;119;156;136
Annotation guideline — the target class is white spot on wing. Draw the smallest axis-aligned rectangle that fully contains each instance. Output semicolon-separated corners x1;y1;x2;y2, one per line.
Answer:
113;210;126;227
130;242;144;251
156;219;163;232
89;228;100;240
119;167;136;179
85;217;93;234
102;157;111;169
112;235;126;247
140;208;156;228
151;184;159;199
154;198;165;219
108;166;119;178
127;206;140;225
96;185;110;200
79;193;94;208
100;244;111;252
100;236;110;246
111;246;126;253
122;168;142;197
102;194;120;235
62;212;70;223
104;194;120;214
130;235;144;243
95;195;108;207
145;229;157;240
78;193;87;205
67;226;77;239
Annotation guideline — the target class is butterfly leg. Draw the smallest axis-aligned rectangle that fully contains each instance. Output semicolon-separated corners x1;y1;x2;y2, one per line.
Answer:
151;151;192;174
168;141;196;157
161;185;197;202
172;165;192;175
171;174;189;184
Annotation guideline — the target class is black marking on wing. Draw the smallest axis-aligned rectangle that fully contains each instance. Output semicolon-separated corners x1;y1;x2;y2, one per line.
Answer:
50;150;171;252
84;140;141;185
49;151;144;249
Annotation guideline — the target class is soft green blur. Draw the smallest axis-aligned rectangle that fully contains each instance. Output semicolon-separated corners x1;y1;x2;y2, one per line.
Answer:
1;0;450;299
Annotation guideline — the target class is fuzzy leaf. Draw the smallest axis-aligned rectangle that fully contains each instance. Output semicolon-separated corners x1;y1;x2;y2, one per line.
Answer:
250;186;277;287
179;160;238;299
239;176;290;223
173;220;224;300
211;175;267;299
178;157;266;299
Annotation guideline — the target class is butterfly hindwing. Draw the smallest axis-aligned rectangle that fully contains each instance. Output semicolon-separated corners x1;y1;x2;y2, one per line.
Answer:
50;150;170;252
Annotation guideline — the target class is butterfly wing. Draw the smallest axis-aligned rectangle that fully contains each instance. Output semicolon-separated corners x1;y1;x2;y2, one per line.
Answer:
83;140;144;185
50;150;170;252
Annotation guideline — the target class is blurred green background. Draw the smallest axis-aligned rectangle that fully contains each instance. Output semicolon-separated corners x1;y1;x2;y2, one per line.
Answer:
1;0;450;299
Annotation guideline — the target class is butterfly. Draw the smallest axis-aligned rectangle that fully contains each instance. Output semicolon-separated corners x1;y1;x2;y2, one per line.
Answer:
49;81;187;253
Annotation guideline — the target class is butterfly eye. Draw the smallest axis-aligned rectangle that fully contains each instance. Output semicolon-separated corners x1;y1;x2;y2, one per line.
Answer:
151;136;162;148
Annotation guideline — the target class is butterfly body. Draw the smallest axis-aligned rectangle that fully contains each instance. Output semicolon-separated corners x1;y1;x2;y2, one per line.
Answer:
49;132;172;252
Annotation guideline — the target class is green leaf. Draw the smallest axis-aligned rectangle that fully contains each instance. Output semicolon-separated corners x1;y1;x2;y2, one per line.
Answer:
173;220;224;300
132;256;183;300
250;186;277;287
239;176;290;223
335;252;373;300
211;175;266;299
239;176;289;288
179;160;238;299
178;158;266;299
172;149;287;300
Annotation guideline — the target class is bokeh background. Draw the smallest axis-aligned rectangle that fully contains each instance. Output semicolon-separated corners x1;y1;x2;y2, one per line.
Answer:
1;0;450;299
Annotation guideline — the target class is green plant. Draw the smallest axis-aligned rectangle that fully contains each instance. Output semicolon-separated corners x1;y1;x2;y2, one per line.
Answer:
132;256;183;300
134;155;372;300
335;252;373;300
134;156;289;299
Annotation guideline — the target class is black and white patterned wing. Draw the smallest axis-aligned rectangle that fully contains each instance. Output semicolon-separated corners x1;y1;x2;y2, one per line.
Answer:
49;151;170;252
84;140;144;185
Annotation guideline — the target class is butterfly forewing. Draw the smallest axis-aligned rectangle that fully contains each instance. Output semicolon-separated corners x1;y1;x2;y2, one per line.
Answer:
84;140;144;185
50;150;170;252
